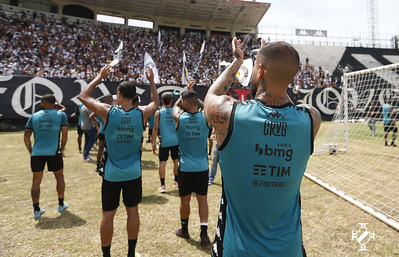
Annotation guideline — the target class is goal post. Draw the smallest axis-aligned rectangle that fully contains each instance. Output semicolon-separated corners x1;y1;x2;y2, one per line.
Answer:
306;63;399;231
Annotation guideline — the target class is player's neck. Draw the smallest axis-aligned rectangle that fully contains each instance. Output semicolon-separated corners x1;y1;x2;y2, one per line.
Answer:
185;105;198;113
119;100;134;111
256;89;291;106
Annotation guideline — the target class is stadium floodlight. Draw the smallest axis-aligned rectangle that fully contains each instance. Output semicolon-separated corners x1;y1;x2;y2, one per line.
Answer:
306;63;399;231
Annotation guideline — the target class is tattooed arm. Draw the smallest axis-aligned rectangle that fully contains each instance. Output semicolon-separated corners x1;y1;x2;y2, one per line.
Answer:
204;37;244;145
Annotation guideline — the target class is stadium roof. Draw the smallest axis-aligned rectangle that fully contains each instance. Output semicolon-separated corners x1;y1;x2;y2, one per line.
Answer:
60;0;270;27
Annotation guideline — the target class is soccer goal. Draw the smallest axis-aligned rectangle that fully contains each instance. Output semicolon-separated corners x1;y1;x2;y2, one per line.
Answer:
305;63;399;231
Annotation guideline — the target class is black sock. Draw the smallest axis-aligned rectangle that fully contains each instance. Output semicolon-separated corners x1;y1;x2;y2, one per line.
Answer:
181;218;188;232
33;202;40;212
127;239;137;257
102;245;111;257
160;178;165;186
97;161;100;167
208;150;211;155
200;224;208;237
58;198;64;206
174;175;178;182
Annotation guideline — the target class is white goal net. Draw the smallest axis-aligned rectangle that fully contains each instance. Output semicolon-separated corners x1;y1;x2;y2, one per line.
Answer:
306;63;399;230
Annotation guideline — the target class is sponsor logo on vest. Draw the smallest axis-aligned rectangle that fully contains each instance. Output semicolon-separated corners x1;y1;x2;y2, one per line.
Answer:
263;121;287;137
266;111;284;119
255;143;293;161
121;116;132;124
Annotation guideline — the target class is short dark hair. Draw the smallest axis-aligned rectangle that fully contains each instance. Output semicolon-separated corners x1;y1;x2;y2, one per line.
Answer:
181;90;198;104
117;81;136;99
162;92;172;105
41;94;56;104
257;41;300;84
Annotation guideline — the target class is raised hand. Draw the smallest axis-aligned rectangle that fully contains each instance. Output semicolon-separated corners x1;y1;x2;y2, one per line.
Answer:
232;37;245;61
145;65;154;83
261;38;266;48
187;78;195;91
98;64;113;79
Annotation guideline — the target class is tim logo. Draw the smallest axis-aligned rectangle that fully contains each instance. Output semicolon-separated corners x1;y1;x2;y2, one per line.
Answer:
266;111;284;119
352;223;375;251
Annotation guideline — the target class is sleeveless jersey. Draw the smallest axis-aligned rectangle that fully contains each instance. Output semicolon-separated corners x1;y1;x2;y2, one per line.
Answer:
103;106;144;182
213;100;313;257
382;103;392;125
25;109;69;156
176;111;209;172
98;115;105;134
159;107;178;147
78;103;83;126
148;114;155;129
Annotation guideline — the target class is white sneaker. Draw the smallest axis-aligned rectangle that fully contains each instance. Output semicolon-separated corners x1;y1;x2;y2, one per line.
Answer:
33;208;45;218
158;185;167;193
83;156;94;162
58;202;69;212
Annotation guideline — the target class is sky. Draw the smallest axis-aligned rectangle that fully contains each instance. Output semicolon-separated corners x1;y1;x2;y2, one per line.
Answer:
258;0;399;36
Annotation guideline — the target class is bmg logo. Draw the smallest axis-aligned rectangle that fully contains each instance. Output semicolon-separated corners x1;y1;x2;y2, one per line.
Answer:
352;223;375;251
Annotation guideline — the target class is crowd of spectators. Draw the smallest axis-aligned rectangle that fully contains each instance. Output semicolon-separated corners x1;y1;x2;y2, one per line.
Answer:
1;8;341;89
289;63;344;90
0;9;260;86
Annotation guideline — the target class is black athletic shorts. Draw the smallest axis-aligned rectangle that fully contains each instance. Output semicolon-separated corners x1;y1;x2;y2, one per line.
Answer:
98;133;105;141
101;176;142;211
159;145;179;162
77;125;83;135
177;169;209;197
31;152;63;172
384;123;398;133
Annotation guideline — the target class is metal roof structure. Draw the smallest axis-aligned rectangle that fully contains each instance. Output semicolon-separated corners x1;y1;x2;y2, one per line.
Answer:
55;0;270;27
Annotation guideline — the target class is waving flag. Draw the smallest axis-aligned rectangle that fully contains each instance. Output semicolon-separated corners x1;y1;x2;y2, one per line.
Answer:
143;52;160;84
182;51;189;85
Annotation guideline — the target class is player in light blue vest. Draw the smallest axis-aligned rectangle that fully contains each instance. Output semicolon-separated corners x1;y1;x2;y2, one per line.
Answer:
146;114;155;143
204;38;321;257
382;99;397;146
90;95;114;174
78;64;159;257
152;92;179;193
24;94;69;218
173;89;211;247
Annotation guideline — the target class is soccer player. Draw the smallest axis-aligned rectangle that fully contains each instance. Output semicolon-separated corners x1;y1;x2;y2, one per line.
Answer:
78;64;159;257
75;103;84;152
204;38;321;256
146;114;155;143
24;94;69;218
152;92;179;193
365;100;378;136
81;104;97;161
173;90;211;247
90;95;114;174
382;99;397;146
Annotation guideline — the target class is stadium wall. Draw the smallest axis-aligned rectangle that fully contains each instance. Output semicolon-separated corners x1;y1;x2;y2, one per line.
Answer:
2;75;397;128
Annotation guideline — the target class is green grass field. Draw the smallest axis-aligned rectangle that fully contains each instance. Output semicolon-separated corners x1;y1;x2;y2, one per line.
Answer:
0;127;398;256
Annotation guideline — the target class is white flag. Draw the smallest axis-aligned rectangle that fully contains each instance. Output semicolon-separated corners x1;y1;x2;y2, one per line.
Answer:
182;51;189;85
158;29;162;50
143;52;160;84
236;58;253;87
200;41;206;54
